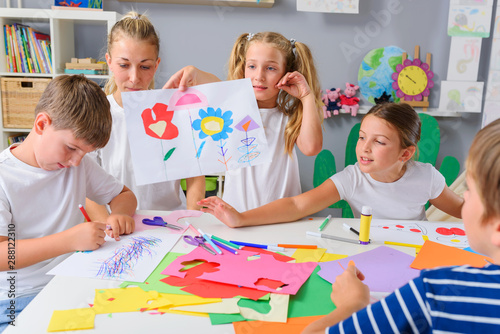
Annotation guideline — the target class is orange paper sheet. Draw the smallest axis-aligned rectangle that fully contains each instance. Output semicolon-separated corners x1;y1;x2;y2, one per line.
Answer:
410;240;493;270
233;315;323;334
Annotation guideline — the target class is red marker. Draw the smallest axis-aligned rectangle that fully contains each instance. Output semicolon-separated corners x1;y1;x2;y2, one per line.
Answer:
79;204;91;222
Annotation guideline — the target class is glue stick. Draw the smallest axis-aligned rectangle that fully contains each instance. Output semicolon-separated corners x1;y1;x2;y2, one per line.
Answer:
359;206;372;245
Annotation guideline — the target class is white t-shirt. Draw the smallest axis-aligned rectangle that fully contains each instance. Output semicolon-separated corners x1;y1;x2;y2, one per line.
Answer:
0;146;124;299
330;161;446;220
93;94;186;211
223;107;301;212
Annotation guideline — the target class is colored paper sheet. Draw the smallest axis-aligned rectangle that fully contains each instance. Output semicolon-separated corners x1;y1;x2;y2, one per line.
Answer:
47;308;95;332
155;294;220;311
233;315;324;334
318;246;420;292
209;312;245;325
93;287;173;314
241;246;296;262
162;247;317;295
239;293;289;323
133;210;201;232
172;298;240;314
288;265;335;318
48;228;182;282
292;248;327;263
319;253;348;262
160;261;270;300
410;240;493;270
122;79;270;185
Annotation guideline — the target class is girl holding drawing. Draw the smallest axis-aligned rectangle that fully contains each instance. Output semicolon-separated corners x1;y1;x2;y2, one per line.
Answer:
167;32;323;212
87;12;207;220
198;102;464;227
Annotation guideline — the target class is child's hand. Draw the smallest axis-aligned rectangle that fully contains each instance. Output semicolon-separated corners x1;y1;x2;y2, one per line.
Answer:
198;196;242;228
69;222;107;251
276;71;311;100
106;214;135;241
331;261;370;313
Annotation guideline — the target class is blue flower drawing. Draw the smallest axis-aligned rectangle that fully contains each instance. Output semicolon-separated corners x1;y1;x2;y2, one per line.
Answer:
192;107;234;141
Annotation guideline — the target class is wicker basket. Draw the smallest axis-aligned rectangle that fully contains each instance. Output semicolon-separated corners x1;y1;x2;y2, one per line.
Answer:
1;77;51;128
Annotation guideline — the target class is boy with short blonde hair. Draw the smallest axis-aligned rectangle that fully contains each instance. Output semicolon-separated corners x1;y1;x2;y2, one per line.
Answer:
0;75;137;331
304;119;500;334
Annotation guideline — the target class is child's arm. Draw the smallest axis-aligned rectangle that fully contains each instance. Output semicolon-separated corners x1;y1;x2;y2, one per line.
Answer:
105;186;137;241
277;71;322;156
163;65;221;92
185;175;206;210
198;179;340;227
85;198;110;222
0;222;107;271
303;262;370;334
429;186;464;218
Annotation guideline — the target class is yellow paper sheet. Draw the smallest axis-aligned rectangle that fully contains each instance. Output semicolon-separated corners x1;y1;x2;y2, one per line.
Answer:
292;248;327;263
156;293;221;311
47;308;95;332
319;253;348;262
93;287;172;314
171;298;240;314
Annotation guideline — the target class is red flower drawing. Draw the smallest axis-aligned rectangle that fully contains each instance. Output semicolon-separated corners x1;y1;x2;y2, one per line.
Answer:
141;103;178;140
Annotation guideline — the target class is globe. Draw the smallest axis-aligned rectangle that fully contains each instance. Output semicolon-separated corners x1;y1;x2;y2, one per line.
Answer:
358;45;409;105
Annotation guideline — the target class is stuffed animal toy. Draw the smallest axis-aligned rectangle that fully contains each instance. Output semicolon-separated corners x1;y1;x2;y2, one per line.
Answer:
321;88;341;118
339;83;360;116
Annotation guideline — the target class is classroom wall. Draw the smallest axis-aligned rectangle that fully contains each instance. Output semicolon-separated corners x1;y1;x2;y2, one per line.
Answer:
23;0;492;216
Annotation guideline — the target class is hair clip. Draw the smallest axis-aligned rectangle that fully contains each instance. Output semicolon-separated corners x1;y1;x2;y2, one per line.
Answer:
289;38;297;56
131;15;140;19
247;33;255;41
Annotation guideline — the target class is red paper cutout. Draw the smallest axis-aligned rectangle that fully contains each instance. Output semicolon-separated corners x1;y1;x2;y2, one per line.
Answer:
141;103;178;140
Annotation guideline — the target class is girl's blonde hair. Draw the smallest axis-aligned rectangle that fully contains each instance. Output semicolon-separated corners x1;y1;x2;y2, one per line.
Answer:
466;119;500;223
227;32;322;155
104;11;160;95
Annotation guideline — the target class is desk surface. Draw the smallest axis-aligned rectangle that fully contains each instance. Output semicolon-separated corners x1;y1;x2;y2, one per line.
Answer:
5;211;420;333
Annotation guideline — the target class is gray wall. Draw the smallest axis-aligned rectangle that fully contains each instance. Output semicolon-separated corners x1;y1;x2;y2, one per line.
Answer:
26;0;491;216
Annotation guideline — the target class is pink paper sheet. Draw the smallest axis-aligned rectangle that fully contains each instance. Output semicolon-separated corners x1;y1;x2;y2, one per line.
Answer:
161;247;317;295
133;210;202;233
318;246;420;292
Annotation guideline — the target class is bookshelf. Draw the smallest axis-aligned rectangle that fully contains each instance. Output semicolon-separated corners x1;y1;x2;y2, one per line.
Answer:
0;8;121;149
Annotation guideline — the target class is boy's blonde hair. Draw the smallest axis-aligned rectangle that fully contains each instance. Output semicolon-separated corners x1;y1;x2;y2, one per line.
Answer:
104;11;160;95
35;75;111;148
466;119;500;223
227;32;322;155
364;102;421;156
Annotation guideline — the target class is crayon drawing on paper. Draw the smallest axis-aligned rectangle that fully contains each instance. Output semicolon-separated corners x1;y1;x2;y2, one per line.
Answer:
122;79;270;186
447;5;492;38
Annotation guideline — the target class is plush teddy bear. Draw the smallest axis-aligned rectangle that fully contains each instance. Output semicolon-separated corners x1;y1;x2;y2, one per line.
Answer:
321;88;341;118
339;83;360;116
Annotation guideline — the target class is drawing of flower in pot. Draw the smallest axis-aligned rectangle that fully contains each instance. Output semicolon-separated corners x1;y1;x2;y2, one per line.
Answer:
141;103;178;179
192;107;234;170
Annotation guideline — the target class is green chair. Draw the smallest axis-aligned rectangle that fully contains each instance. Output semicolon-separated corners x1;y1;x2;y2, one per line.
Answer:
181;176;219;197
313;114;460;218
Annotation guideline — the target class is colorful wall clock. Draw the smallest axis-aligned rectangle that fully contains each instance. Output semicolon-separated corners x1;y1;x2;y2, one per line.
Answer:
392;46;434;111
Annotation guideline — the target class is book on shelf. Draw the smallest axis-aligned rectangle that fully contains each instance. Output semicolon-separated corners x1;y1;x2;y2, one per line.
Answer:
3;23;52;74
7;134;27;146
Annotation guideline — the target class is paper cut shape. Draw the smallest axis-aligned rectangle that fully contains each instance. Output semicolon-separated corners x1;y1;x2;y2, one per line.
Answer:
292;248;327;263
235;115;262;165
318;246;420;292
172;298;240;314
47;308;95;332
319;253;348;262
233;315;324;334
122;79;270;185
410;240;493;270
48;228;182;282
162;247;317;295
239;293;289;323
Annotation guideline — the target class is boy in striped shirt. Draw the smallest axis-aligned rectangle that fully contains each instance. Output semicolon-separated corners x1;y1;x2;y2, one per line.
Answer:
304;119;500;334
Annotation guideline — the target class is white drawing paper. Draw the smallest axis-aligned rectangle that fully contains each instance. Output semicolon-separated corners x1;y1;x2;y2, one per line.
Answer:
485;70;500;101
48;228;182;282
482;100;500;126
447;5;492;38
447;37;482;81
369;219;469;248
438;80;484;112
296;0;359;14
122;79;270;186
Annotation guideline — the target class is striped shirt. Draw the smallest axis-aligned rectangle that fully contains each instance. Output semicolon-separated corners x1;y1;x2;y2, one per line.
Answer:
328;264;500;333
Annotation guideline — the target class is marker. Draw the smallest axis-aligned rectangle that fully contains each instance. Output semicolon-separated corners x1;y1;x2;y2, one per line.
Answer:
79;204;91;222
319;214;332;231
211;238;238;255
343;223;370;241
206;233;242;250
184;221;201;236
273;244;318;249
384;241;422;249
229;240;285;252
198;228;222;255
307;231;360;245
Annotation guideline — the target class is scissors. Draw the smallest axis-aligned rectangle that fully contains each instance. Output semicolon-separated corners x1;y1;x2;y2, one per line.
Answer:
183;235;216;255
142;216;183;230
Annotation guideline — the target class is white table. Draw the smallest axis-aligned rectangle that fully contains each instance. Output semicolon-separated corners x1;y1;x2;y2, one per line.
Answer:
5;211;417;333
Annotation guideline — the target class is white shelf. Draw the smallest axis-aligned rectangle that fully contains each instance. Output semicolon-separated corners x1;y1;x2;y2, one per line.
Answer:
356;105;463;118
0;8;121;149
116;0;274;7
